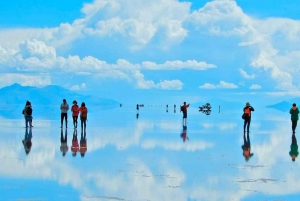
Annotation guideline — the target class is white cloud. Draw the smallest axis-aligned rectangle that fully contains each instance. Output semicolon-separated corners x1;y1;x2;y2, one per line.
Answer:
249;84;261;90
156;80;183;90
199;83;216;89
199;81;238;89
239;69;255;79
19;39;56;60
0;73;51;88
70;83;86;91
0;40;216;90
142;60;216;70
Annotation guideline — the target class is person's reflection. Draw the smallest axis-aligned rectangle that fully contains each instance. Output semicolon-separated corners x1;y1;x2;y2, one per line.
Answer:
180;126;189;142
22;128;32;155
289;134;298;162
60;128;68;157
80;130;87;157
71;129;79;157
136;113;139;119
241;132;254;161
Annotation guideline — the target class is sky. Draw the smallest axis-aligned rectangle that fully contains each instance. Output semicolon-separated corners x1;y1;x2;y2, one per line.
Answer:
0;0;300;103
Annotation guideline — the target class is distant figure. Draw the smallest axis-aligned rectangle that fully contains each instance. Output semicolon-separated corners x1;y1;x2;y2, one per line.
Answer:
180;126;189;142
22;101;33;128
71;129;79;157
166;104;168;108
79;130;87;157
290;134;298;162
60;99;69;128
243;102;254;133
136;104;139;112
241;132;253;161
22;128;32;155
71;100;79;128
78;102;88;130
290;103;299;133
60;128;68;157
136;113;139;119
181;102;190;126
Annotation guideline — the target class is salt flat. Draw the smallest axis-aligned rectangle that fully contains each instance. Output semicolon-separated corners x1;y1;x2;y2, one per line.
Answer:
0;106;298;201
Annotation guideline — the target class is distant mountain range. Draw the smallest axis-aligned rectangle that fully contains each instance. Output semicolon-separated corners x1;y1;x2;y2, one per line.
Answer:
266;100;298;112
0;83;120;119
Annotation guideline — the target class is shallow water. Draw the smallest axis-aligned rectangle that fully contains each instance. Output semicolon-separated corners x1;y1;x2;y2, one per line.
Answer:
0;106;299;201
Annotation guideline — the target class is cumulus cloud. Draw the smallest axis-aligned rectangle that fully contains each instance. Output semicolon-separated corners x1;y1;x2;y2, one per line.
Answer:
0;73;51;88
70;83;86;91
199;81;238;89
249;84;261;90
239;69;255;79
0;39;216;90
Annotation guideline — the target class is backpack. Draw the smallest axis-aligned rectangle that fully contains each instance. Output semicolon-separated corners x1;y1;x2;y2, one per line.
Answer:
27;107;33;115
180;106;184;112
242;107;250;119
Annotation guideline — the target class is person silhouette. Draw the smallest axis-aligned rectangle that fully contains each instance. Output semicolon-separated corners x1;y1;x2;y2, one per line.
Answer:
241;132;254;161
243;102;255;133
60;128;68;157
79;130;87;157
22;127;32;155
71;129;79;157
290;103;299;133
180;126;189;142
289;134;298;162
181;102;190;126
78;102;88;131
71;100;79;128
60;99;69;128
23;101;33;128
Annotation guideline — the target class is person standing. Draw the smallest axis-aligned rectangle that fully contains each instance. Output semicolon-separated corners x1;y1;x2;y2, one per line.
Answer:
71;100;79;128
78;102;88;130
23;101;33;128
181;102;190;126
290;103;299;133
243;102;254;133
60;99;69;128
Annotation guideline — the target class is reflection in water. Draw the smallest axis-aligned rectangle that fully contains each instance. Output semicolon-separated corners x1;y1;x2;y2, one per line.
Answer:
60;128;68;157
290;134;298;162
241;132;254;161
180;126;189;142
136;113;139;119
71;129;79;157
80;130;87;157
22;128;32;155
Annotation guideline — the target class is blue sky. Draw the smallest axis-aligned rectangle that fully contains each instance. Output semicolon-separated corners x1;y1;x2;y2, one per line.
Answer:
0;0;300;103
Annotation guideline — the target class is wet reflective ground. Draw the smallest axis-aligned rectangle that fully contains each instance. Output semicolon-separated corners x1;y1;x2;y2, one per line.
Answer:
0;106;299;201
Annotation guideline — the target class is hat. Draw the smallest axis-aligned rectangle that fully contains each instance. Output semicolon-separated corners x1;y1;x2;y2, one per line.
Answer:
246;102;250;106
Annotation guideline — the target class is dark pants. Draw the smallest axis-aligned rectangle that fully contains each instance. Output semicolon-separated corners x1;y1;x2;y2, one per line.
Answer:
61;113;68;127
81;117;87;130
292;120;298;132
73;116;78;128
244;118;251;132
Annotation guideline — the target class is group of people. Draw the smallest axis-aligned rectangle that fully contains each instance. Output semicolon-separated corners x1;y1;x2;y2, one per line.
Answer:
60;99;88;130
22;99;88;130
